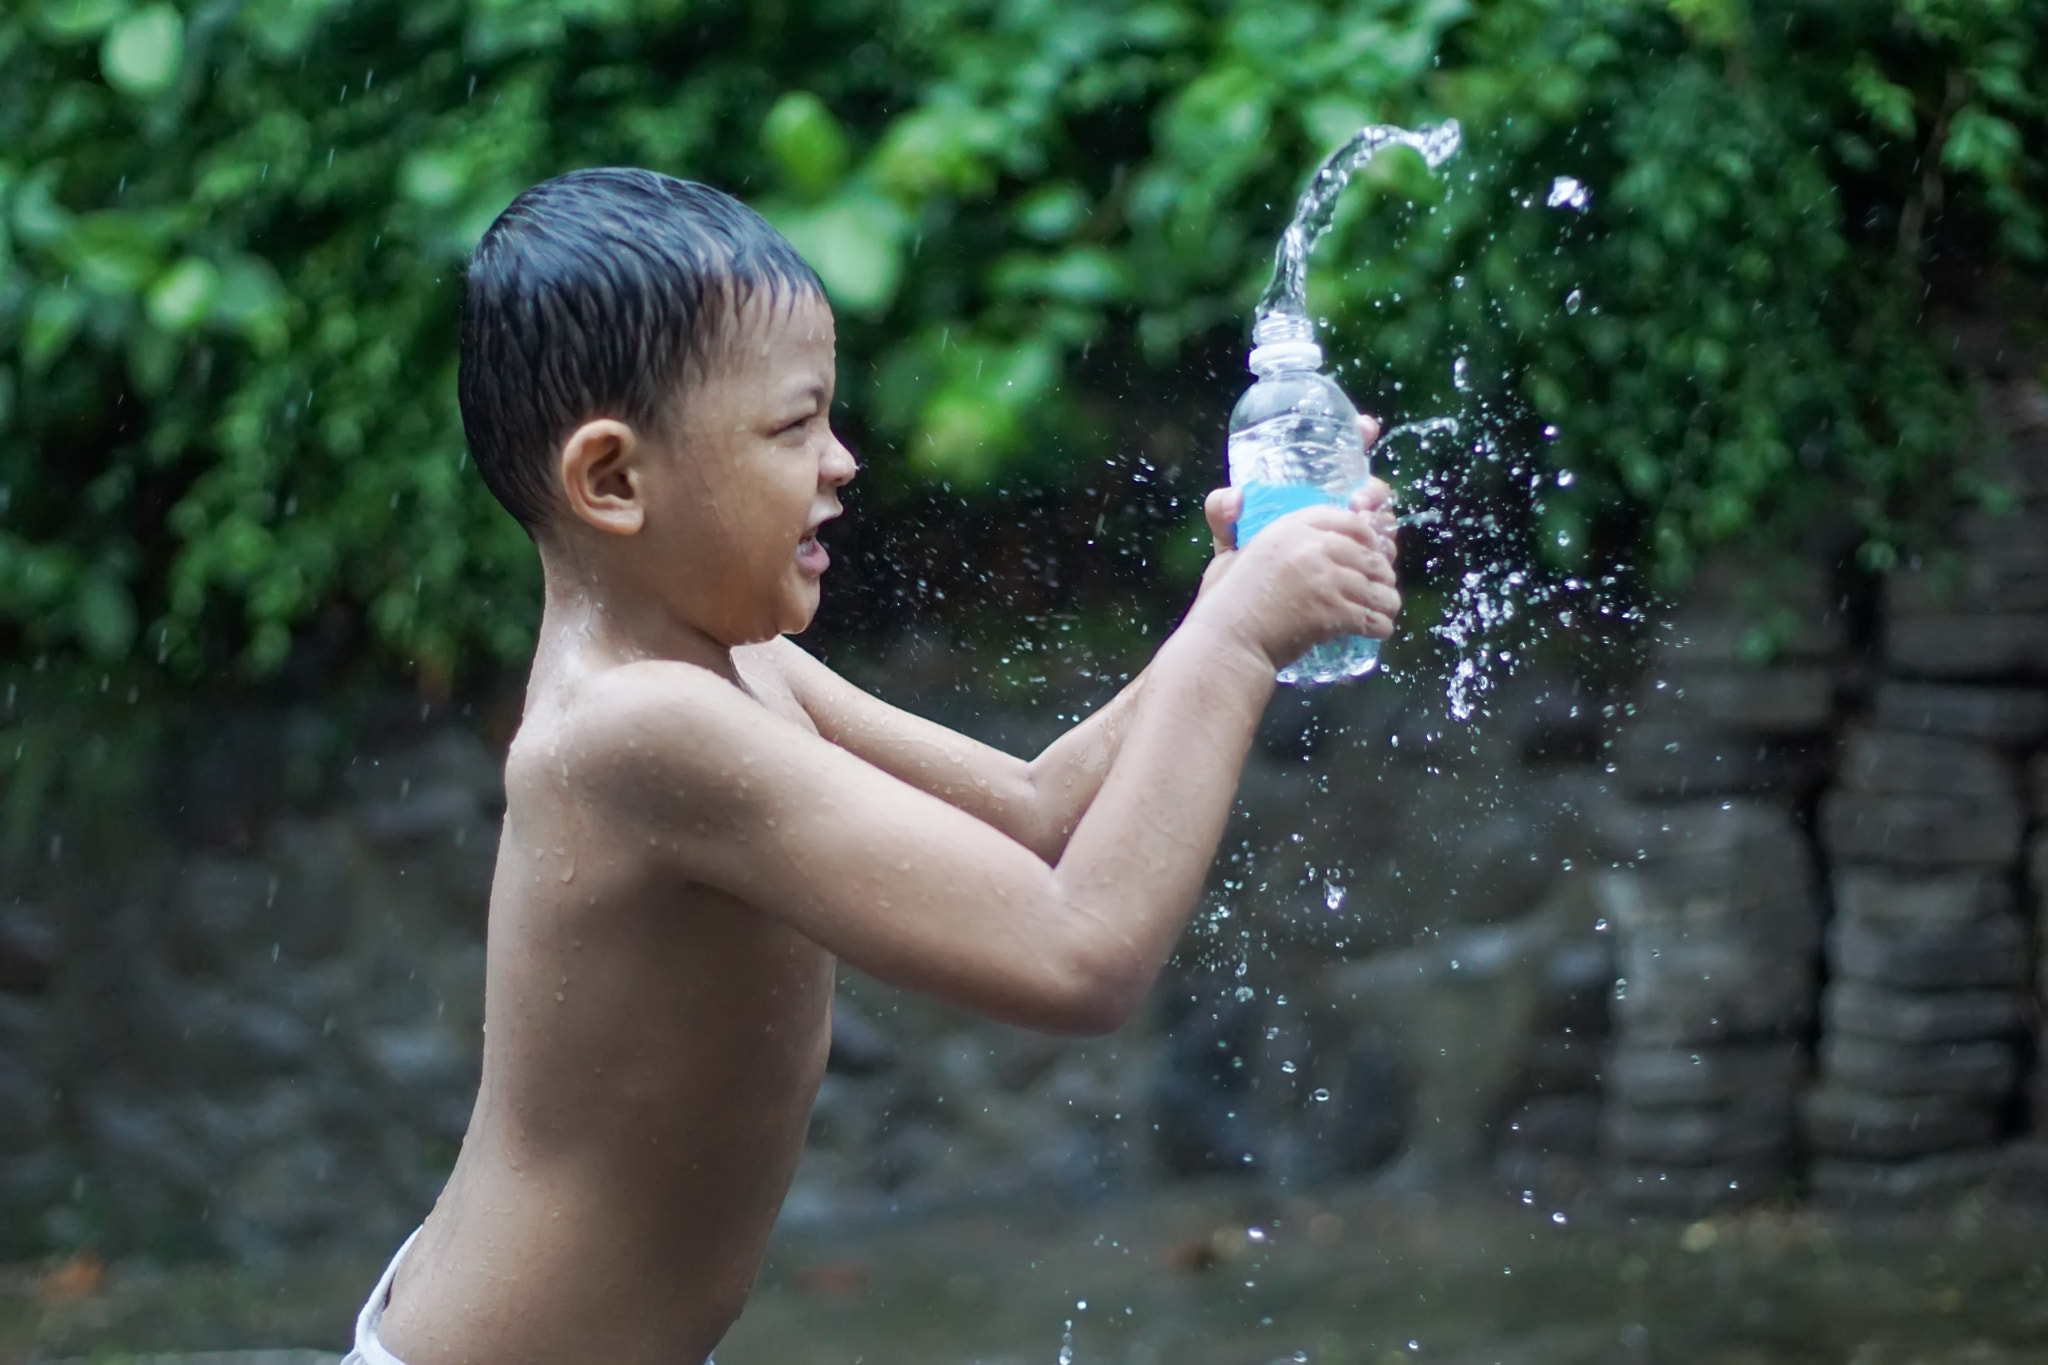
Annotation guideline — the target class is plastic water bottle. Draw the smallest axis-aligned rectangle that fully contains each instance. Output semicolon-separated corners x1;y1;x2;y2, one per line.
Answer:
1226;315;1378;684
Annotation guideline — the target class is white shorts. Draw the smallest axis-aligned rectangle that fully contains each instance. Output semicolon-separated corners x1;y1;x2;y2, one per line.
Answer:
338;1227;714;1364
338;1226;421;1365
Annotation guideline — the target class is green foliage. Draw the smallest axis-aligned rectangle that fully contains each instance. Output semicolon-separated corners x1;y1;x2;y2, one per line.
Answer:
0;0;2042;726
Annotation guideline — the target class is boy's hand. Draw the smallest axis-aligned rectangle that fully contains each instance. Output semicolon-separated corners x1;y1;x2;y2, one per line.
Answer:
1197;414;1395;602
1191;493;1401;674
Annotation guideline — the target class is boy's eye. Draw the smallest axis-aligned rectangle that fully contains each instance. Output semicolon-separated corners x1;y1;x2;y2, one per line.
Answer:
777;413;814;436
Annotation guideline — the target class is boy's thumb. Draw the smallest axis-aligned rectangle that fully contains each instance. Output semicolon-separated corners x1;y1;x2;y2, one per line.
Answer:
1204;487;1242;551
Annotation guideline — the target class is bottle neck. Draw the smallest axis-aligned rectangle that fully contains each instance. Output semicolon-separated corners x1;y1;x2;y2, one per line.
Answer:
1247;311;1322;376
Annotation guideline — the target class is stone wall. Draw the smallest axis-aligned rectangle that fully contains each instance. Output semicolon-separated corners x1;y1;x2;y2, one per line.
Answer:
0;726;502;1262
1591;340;2048;1212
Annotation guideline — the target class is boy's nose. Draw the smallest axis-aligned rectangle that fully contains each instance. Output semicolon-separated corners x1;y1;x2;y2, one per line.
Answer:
821;435;858;488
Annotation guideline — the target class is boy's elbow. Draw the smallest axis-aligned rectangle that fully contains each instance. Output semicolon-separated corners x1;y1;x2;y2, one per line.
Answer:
1038;940;1147;1037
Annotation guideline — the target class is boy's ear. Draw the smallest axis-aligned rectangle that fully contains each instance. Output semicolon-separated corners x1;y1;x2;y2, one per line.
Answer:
558;418;645;536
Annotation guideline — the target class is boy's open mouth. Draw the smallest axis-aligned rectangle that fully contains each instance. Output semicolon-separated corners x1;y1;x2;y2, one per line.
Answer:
796;531;829;575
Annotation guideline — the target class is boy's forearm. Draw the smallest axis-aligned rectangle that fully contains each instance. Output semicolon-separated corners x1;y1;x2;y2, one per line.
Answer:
1021;586;1230;855
1020;666;1149;857
1045;614;1275;1015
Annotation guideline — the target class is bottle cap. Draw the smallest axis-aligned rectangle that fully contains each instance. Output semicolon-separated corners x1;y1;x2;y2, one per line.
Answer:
1248;339;1323;373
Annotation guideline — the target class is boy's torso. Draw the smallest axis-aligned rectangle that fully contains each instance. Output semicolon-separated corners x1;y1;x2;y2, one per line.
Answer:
377;644;835;1365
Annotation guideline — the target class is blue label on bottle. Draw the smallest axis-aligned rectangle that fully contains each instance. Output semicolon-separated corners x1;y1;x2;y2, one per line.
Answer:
1234;482;1340;545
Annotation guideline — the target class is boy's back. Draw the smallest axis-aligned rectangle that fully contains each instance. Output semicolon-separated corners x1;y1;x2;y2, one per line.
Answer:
353;168;1400;1365
379;649;837;1363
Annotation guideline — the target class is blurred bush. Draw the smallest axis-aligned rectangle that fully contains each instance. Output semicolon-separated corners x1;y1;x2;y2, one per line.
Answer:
0;0;2042;793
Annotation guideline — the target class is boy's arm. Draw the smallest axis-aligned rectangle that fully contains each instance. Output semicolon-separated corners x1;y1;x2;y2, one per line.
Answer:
583;502;1397;1035
772;465;1397;862
765;639;1149;864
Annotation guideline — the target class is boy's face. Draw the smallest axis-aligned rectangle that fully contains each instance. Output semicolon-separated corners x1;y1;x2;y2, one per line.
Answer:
646;290;855;645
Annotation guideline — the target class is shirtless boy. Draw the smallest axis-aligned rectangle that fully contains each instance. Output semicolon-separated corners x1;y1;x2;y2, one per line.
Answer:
348;167;1401;1365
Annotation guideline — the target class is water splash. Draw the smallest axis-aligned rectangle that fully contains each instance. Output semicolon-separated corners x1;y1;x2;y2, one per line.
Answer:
1251;120;1463;349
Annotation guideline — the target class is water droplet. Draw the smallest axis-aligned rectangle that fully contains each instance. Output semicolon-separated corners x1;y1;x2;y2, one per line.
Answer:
1234;985;1256;1002
1564;288;1583;314
1555;469;1576;487
1452;354;1470;390
1546;175;1589;210
1324;879;1347;911
1280;1060;1297;1073
1311;1087;1331;1102
1552;1211;1568;1225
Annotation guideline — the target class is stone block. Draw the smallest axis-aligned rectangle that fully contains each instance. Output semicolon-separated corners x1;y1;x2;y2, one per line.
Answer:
169;855;281;973
1522;1034;1605;1094
1818;791;2026;867
1810;1143;2048;1208
1886;519;2048;615
1602;1091;1792;1165
1499;1093;1602;1157
0;902;56;995
1999;377;2048;434
1612;722;1821;799
0;1054;53;1152
1606;1041;1802;1108
1638;668;1836;736
1651;611;1848;667
1976;432;2048;501
1822;979;2025;1045
1589;802;1821;930
1833;869;2015;925
1605;1159;1788;1213
1871;683;2048;744
1817;1035;2021;1100
1828;908;2029;990
1836;729;2019;799
1883;615;2048;681
1802;1086;2000;1159
1612;934;1816;1044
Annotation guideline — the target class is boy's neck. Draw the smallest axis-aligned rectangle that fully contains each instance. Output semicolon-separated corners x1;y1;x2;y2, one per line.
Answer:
532;548;741;688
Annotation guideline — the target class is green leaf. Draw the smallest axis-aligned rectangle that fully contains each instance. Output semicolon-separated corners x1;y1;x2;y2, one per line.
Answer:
764;192;906;317
65;211;164;294
35;0;130;42
762;92;852;199
73;572;137;659
23;288;89;374
10;169;72;248
145;257;219;332
210;255;290;353
100;3;184;100
1014;182;1091;241
399;148;470;208
1942;107;2021;182
1846;57;1915;138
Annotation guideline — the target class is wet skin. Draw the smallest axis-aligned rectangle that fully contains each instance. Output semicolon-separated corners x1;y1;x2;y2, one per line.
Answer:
376;292;1401;1365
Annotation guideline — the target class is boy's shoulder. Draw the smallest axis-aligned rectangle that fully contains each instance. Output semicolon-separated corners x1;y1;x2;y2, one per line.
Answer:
506;646;813;812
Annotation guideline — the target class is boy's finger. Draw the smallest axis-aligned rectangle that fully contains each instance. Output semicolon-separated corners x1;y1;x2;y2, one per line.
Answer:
1348;477;1395;513
1204;486;1242;552
1359;413;1382;449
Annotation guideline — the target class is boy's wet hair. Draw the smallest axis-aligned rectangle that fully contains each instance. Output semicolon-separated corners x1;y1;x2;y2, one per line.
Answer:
459;168;824;536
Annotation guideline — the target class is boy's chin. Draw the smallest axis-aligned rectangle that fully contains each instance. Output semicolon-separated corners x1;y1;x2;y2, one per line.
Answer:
774;585;822;635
